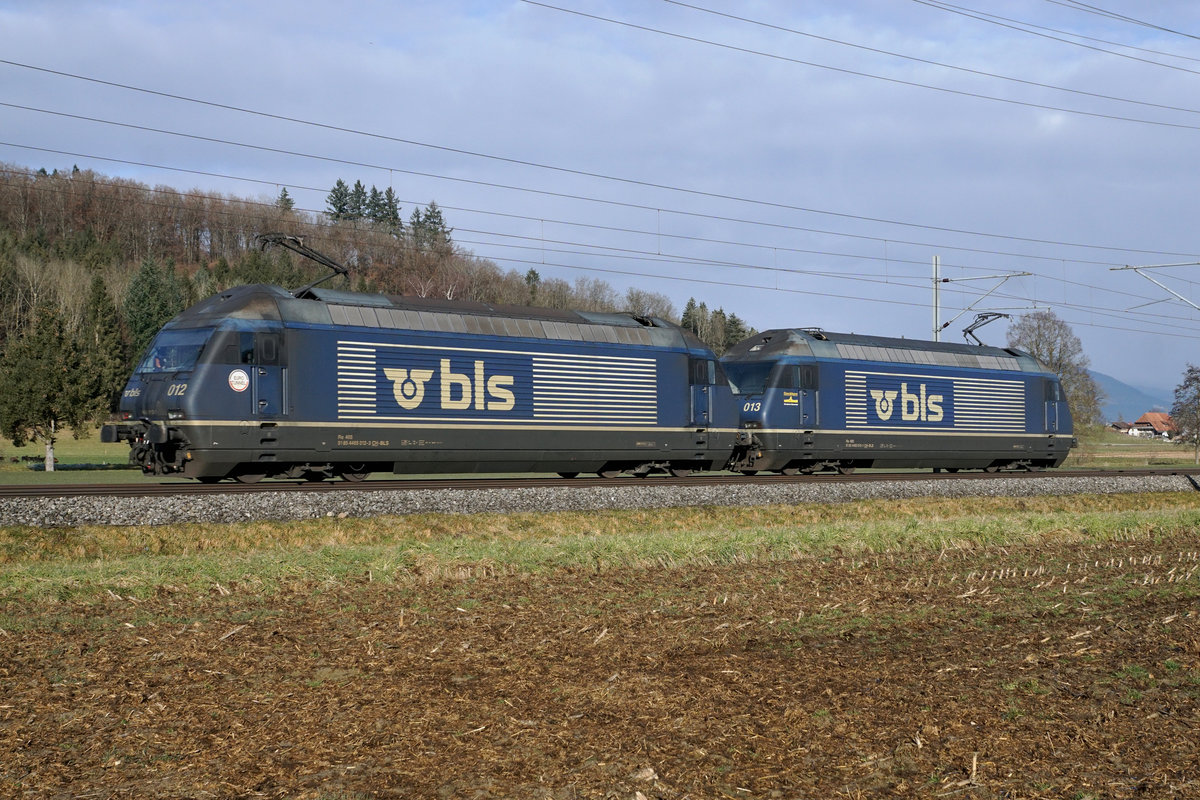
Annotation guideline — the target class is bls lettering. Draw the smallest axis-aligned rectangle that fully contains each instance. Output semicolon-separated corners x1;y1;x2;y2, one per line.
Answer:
384;359;515;412
870;382;944;423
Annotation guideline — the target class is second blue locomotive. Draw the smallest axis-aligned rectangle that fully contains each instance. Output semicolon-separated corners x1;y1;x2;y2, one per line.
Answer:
720;328;1074;474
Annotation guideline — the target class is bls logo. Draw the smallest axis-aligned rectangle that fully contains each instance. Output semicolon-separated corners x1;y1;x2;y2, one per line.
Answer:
384;359;515;412
383;367;434;409
870;382;944;423
870;389;898;420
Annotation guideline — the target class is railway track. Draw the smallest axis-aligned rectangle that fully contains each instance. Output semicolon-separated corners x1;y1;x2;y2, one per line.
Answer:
3;467;1198;499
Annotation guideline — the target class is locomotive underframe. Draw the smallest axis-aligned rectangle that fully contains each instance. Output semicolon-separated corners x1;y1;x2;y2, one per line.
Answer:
104;419;738;482
728;429;1074;474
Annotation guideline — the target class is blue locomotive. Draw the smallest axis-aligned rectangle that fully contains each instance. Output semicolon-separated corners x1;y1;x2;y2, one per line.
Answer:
102;282;739;482
720;328;1074;474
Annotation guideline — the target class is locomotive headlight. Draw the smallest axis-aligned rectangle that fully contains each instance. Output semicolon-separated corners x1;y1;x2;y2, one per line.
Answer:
167;410;186;420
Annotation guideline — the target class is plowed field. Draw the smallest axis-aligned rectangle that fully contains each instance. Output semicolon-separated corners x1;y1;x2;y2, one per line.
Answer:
3;533;1198;798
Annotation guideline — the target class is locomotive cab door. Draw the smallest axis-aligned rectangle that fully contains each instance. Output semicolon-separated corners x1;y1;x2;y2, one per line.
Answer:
798;363;818;429
689;357;713;427
1044;379;1062;433
253;331;286;419
767;363;817;429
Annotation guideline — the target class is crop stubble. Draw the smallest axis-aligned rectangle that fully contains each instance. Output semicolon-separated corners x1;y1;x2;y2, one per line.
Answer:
1;533;1198;798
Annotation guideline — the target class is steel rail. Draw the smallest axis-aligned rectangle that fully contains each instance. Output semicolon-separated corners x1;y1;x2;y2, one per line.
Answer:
2;467;1198;500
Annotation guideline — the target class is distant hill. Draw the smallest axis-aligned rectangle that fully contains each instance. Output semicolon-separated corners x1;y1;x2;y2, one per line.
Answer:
1092;371;1172;424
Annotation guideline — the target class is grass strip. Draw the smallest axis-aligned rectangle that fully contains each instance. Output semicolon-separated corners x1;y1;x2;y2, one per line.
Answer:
2;492;1199;601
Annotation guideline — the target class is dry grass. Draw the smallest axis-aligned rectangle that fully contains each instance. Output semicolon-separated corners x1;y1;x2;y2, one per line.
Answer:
3;492;1200;602
3;492;1198;563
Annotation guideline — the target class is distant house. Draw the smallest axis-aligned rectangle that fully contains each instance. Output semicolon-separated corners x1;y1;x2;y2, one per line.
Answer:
1131;412;1178;439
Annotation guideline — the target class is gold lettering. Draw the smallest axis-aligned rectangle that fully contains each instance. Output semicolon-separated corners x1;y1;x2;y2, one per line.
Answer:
440;359;472;410
487;374;515;411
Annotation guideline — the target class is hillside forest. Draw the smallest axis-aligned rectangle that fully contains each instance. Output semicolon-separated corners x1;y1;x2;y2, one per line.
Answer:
0;163;753;456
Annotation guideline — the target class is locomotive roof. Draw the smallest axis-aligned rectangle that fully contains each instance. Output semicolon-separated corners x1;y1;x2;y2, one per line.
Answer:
167;284;702;351
723;328;1049;374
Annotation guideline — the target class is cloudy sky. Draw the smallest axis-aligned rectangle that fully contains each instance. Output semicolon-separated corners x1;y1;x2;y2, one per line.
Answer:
3;0;1200;393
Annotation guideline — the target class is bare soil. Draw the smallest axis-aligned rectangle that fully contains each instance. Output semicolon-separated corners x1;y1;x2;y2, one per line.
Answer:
2;534;1198;799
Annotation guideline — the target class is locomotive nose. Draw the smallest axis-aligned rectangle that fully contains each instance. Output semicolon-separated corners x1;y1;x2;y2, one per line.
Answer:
738;396;765;428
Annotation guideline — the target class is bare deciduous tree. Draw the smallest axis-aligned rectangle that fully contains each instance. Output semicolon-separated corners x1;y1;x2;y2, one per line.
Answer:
1170;364;1200;464
1007;310;1103;429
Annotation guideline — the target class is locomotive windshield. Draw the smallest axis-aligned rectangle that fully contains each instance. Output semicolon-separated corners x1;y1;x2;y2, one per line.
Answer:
135;327;214;374
722;362;775;395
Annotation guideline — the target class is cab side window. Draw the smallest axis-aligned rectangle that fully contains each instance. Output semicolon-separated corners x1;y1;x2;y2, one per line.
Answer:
240;333;256;364
257;333;280;366
689;357;727;386
799;365;819;390
217;331;256;364
767;364;799;390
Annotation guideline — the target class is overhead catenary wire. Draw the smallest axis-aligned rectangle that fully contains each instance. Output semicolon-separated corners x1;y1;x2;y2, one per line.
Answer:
913;0;1200;70
3;166;1196;341
520;0;1200;132
664;0;1200;115
3;52;1199;266
2;102;1193;263
2;154;1194;315
2;20;1198;345
1047;0;1200;42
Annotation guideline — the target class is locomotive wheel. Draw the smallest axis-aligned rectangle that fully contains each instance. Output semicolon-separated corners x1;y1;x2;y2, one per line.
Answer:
598;469;623;479
836;465;856;475
557;472;580;479
339;464;370;482
197;476;223;484
779;467;800;476
303;472;327;482
983;465;1000;473
234;471;265;484
668;467;692;478
739;470;758;476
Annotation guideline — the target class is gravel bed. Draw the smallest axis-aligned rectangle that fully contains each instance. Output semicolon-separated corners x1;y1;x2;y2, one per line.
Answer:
0;474;1196;527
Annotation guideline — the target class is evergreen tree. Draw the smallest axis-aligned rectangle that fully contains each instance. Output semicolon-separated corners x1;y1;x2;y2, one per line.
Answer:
723;312;751;352
681;298;699;334
211;256;232;291
525;268;541;303
348;180;368;221
410;201;452;251
123;258;186;360
381;187;403;233
676;298;752;354
325;179;350;220
0;305;92;470
366;186;385;222
79;275;128;415
276;187;295;212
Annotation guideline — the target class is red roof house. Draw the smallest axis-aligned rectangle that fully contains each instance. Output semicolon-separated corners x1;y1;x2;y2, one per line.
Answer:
1134;412;1178;438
